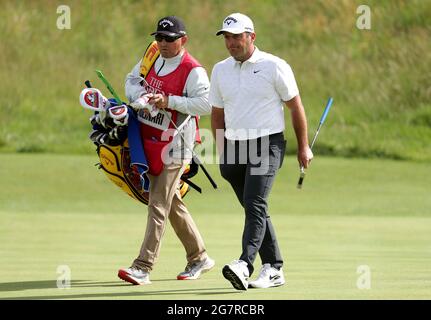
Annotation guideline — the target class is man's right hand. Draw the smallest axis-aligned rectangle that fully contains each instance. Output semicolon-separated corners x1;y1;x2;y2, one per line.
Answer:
298;146;313;169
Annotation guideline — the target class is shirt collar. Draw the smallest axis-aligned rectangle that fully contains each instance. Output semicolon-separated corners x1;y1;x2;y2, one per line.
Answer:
159;49;185;65
232;46;262;66
247;46;262;63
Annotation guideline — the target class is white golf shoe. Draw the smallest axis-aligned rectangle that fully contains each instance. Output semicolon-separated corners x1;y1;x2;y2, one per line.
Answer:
177;257;215;280
222;260;249;291
248;263;285;288
118;267;151;285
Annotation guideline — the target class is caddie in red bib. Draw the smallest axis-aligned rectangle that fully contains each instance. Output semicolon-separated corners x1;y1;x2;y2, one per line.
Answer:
117;16;215;286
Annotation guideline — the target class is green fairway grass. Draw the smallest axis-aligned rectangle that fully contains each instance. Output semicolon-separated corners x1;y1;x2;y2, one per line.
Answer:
1;153;430;300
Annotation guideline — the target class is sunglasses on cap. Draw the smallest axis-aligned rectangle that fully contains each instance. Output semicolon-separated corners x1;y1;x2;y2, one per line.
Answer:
155;34;183;42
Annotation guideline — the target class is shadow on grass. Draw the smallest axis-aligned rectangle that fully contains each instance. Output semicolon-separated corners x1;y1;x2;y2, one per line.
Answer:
0;280;89;292
0;280;239;299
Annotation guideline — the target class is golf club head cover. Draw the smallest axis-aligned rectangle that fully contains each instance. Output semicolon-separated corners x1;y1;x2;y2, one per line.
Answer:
79;88;109;112
109;105;129;126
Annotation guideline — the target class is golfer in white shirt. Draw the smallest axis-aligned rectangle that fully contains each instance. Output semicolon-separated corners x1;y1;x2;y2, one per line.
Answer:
210;13;313;290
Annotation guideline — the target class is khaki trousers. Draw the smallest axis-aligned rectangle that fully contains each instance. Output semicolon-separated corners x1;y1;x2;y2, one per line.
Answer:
132;160;207;272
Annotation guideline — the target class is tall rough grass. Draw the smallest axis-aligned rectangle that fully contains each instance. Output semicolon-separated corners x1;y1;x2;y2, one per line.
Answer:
0;0;430;160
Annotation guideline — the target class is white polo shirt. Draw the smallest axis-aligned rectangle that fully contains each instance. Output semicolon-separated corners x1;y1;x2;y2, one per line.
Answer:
209;47;299;140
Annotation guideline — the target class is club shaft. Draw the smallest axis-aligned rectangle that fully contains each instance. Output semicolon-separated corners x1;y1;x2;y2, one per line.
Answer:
320;97;333;124
95;70;122;105
309;125;322;150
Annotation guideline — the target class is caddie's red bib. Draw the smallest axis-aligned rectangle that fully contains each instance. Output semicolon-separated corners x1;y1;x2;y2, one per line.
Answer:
138;50;201;142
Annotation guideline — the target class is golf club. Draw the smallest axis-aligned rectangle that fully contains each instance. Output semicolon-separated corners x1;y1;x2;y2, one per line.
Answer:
297;97;333;189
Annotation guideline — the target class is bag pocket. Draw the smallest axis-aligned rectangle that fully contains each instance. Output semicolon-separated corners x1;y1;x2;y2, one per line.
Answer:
143;139;170;176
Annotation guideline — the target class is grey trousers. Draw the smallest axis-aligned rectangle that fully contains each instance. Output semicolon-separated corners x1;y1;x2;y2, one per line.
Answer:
220;132;286;276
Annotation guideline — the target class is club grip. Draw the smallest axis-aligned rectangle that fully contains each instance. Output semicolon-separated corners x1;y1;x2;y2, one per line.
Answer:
319;97;333;124
297;176;304;189
297;169;305;189
85;80;92;88
95;69;123;105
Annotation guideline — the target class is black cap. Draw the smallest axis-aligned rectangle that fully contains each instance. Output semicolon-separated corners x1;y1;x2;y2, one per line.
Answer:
150;16;187;37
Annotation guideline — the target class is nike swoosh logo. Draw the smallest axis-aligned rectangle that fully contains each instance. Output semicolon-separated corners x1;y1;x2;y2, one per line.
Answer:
253;70;261;74
269;275;280;281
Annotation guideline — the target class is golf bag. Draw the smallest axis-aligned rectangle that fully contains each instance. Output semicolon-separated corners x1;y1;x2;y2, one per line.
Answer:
96;140;192;205
80;91;197;206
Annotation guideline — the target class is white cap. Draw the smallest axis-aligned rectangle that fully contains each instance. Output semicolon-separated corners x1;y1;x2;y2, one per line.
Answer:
216;13;254;36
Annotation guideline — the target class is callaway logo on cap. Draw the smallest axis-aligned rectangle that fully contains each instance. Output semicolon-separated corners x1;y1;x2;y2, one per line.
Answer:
159;19;174;28
224;17;238;25
150;16;187;37
216;13;254;36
